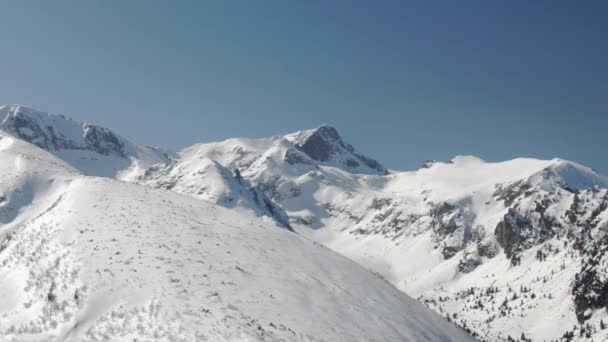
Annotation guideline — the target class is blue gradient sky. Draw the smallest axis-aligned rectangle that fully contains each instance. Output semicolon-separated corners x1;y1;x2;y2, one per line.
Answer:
0;1;606;172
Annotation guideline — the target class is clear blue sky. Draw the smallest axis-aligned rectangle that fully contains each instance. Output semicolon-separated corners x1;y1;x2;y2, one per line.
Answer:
1;1;606;173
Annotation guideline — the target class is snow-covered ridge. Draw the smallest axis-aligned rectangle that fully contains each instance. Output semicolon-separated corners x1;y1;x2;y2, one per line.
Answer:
138;156;292;230
0;105;296;228
284;124;388;175
3;104;608;341
0;131;472;341
153;125;608;340
0;105;169;179
1;104;127;156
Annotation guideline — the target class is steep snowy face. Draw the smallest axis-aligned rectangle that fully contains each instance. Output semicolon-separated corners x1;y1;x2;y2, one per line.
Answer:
134;126;387;228
0;105;291;228
176;125;388;176
1;105;126;156
137;157;292;229
285;125;388;175
0;133;472;342
0;105;169;179
301;157;608;341
178;137;608;340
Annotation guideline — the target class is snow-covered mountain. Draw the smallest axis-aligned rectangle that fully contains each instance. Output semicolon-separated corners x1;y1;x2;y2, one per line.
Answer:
130;121;607;341
0;105;292;229
0;119;471;340
0;105;169;180
3;104;607;341
138;157;292;229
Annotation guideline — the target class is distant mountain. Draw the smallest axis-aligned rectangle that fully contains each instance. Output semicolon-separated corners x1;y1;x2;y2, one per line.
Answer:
0;105;291;229
0;104;169;179
283;124;388;175
0;116;471;340
3;104;608;341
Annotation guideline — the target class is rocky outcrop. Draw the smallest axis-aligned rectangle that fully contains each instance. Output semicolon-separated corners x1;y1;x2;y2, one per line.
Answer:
83;124;126;156
137;158;292;230
298;125;340;162
493;180;533;207
284;147;314;166
0;105;127;157
572;235;608;323
290;125;388;175
495;209;527;261
430;202;476;259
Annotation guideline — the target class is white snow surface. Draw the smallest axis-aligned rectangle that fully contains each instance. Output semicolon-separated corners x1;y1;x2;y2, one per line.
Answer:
141;127;608;341
4;105;608;341
0;132;471;341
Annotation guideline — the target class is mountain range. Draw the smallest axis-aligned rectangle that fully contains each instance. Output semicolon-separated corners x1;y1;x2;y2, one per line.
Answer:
2;104;607;341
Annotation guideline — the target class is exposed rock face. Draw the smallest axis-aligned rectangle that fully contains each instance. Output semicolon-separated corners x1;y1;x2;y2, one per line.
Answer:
83;124;126;156
283;147;314;166
431;202;476;259
458;250;482;273
298;125;340;162
493;180;533;207
290;125;388;175
572;236;608;323
491;183;608;323
137;157;292;230
494;209;529;261
0;105;126;157
568;191;608;323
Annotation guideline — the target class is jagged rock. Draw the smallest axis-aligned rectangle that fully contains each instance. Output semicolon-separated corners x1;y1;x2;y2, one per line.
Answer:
298;125;341;162
1;105;126;156
137;157;291;230
289;125;388;174
458;250;482;273
284;148;314;165
494;181;532;207
572;235;608;323
83;124;126;156
495;209;529;261
430;202;475;259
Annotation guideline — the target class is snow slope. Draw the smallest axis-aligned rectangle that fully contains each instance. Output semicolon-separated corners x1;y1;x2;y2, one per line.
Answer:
145;126;608;341
5;105;608;341
0;105;169;180
0;105;291;228
0;132;472;341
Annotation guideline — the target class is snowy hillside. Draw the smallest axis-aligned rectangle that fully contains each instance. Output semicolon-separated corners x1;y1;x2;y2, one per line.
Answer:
3;105;608;341
0;132;471;341
0;105;291;228
0;105;169;179
137;156;291;230
133;125;608;341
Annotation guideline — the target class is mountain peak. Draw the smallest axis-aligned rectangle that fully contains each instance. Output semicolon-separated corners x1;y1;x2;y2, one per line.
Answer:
309;124;341;141
285;125;388;175
0;104;129;157
537;158;608;190
297;125;348;162
1;104;68;126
